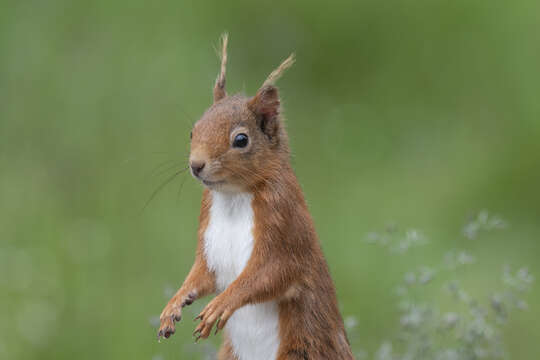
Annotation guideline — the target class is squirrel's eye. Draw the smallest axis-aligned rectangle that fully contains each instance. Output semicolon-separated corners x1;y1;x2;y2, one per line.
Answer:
232;133;249;148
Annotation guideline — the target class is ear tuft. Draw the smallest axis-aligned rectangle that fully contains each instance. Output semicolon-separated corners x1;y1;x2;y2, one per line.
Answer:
213;33;228;103
262;53;295;87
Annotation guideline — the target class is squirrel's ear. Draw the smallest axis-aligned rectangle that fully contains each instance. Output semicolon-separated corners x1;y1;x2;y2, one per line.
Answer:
248;85;280;119
248;85;281;138
213;33;228;103
247;53;294;138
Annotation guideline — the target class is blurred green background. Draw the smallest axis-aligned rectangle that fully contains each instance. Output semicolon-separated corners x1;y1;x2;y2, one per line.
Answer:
1;0;539;359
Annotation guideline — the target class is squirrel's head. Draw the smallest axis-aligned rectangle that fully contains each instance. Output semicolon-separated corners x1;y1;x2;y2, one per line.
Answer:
189;34;295;192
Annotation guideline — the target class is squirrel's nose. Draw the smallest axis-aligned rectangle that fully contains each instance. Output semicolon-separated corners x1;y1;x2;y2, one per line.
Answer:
190;161;205;177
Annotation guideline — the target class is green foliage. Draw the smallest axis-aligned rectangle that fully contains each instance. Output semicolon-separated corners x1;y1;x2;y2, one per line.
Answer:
346;213;534;360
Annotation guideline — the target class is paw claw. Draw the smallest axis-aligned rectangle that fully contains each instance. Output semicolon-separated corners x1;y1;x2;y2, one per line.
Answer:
192;296;235;341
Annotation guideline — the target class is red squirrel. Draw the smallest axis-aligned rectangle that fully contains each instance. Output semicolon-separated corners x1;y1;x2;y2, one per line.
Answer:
158;34;354;360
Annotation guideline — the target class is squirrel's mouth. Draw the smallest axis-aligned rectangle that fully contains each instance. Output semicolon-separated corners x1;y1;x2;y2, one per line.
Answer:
201;179;225;187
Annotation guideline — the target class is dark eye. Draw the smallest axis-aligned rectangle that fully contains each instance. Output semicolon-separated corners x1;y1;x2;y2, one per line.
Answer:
232;133;249;148
190;131;193;140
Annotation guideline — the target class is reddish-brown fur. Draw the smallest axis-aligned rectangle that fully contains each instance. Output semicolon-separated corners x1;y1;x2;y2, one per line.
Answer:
158;36;353;359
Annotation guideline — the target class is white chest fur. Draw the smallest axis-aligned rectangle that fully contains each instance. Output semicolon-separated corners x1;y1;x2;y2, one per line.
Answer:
204;191;280;360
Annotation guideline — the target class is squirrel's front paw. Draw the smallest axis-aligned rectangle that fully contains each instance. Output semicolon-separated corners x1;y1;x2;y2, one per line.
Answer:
193;295;235;341
157;301;182;340
157;291;197;340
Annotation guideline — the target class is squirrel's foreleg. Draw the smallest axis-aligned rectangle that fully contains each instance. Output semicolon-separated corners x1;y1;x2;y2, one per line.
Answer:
158;258;215;340
193;255;299;340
